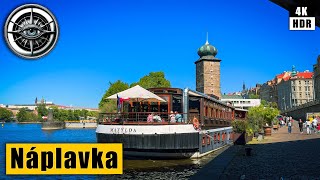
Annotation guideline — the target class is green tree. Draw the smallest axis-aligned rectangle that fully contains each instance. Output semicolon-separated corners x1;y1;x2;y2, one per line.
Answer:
74;110;81;120
100;101;117;113
270;102;278;108
51;106;61;120
37;103;48;117
87;111;99;118
0;108;13;121
68;110;75;120
130;71;171;89
99;80;129;110
59;110;69;121
247;105;279;133
80;109;89;119
16;108;29;122
249;94;259;99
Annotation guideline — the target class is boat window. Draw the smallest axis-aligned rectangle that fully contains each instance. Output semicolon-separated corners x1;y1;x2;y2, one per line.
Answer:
150;102;158;112
141;103;148;112
189;97;200;112
168;90;178;94
172;95;182;113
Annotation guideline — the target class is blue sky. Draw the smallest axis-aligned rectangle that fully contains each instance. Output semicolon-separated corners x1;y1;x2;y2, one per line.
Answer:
0;0;319;107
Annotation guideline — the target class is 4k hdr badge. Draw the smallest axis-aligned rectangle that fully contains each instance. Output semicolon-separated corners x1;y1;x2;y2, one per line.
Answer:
4;4;59;59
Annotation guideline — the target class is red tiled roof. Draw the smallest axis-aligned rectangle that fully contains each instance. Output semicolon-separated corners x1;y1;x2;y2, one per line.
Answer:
276;73;285;78
296;72;313;79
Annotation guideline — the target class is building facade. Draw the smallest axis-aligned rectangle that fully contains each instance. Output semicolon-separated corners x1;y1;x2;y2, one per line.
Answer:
259;81;276;103
313;55;320;100
221;97;261;110
277;68;314;111
195;37;221;99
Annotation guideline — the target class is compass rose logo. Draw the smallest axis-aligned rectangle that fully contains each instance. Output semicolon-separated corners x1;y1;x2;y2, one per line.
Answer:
4;4;59;59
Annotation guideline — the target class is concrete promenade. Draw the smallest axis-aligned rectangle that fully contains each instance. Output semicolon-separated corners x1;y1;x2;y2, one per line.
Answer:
192;120;320;179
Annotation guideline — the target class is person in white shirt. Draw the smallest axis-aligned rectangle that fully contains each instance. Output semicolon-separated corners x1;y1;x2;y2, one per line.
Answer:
312;118;318;133
306;120;311;135
288;120;292;134
169;111;176;123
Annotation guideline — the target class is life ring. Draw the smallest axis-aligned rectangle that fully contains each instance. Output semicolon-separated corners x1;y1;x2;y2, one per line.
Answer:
193;117;199;130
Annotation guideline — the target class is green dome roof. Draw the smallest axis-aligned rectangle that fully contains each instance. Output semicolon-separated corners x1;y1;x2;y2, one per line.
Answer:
291;65;297;77
197;41;218;57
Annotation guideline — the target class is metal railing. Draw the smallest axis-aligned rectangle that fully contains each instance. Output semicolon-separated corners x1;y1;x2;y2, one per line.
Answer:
98;112;197;125
199;127;233;154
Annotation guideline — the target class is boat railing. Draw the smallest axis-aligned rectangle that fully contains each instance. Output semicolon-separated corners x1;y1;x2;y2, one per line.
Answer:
98;112;199;125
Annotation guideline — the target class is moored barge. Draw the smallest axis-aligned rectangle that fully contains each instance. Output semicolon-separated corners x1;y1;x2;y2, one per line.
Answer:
96;87;246;159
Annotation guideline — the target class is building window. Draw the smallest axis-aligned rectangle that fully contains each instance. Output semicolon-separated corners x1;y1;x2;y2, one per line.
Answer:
293;87;295;91
299;87;301;91
299;81;301;85
300;93;302;98
305;87;307;91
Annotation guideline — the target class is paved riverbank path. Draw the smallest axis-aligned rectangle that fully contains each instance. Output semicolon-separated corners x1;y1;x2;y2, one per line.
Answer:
192;120;320;179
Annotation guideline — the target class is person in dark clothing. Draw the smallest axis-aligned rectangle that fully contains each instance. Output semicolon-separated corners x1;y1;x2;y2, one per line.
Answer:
298;119;303;134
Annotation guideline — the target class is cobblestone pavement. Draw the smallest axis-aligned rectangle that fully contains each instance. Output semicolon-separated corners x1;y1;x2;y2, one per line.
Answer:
220;121;320;179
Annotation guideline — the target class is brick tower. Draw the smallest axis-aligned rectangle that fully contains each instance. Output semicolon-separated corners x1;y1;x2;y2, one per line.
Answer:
195;34;221;99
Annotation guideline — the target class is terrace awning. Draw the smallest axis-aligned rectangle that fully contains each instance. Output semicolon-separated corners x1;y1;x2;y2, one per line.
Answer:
106;85;166;102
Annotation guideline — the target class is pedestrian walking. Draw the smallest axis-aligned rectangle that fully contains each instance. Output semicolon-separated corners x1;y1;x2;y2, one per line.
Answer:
288;120;292;134
312;118;318;133
306;120;311;135
298;119;303;134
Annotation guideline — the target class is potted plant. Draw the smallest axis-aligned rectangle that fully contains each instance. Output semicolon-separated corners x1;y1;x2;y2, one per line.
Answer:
247;102;280;136
232;120;252;145
272;118;279;130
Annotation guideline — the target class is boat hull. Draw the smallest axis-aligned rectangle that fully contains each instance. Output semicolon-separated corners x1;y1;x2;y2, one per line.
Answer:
96;124;233;159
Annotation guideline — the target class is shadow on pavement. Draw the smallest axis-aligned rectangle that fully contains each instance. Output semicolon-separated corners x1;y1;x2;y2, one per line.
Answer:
191;136;320;179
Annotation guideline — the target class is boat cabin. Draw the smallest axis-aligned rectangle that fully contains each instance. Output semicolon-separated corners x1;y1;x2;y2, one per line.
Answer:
99;87;236;128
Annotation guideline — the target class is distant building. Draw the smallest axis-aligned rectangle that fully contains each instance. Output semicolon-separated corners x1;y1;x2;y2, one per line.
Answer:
313;55;320;100
277;66;313;111
221;95;261;110
3;98;99;116
56;105;99;112
259;71;293;104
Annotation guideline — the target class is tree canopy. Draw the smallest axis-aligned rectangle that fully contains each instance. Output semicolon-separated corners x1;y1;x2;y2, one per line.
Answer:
247;104;279;133
50;106;98;121
99;80;129;110
16;108;38;122
249;94;259;99
37;103;48;117
0;108;13;121
99;71;171;112
130;71;171;89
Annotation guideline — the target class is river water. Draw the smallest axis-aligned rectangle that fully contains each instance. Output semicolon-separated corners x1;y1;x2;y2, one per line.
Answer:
0;123;225;179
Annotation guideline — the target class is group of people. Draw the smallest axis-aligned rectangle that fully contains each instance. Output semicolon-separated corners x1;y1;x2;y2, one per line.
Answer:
284;116;320;134
277;115;320;135
298;116;320;135
278;116;292;128
147;111;182;123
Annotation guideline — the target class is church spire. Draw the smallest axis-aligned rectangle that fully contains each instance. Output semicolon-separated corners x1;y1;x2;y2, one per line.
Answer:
205;32;209;45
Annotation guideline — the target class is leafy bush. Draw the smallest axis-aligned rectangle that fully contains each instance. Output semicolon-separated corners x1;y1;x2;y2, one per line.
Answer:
232;120;247;133
247;104;279;133
272;118;279;126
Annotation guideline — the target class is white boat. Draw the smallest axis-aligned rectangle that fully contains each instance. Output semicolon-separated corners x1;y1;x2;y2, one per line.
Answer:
96;87;239;159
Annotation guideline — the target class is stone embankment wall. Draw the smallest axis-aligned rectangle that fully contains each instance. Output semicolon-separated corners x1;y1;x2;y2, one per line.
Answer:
65;122;97;128
283;100;320;120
